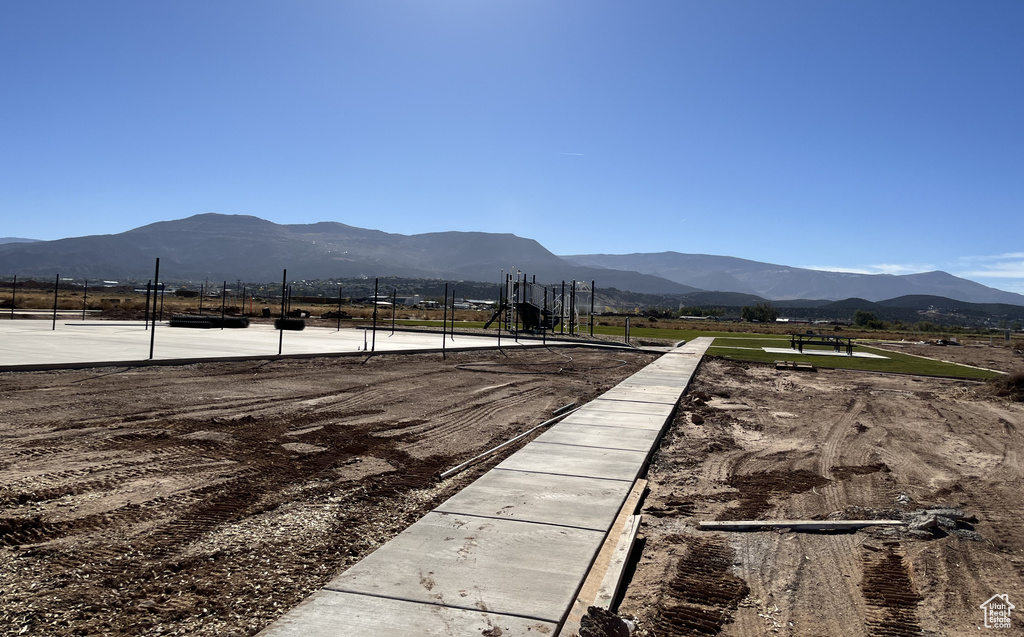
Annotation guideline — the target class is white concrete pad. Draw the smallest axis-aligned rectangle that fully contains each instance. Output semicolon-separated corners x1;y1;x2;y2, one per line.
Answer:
762;347;889;359
258;589;558;636
325;511;604;623
534;421;661;452
435;469;631;531
560;409;668;431
496;442;649;482
0;321;566;369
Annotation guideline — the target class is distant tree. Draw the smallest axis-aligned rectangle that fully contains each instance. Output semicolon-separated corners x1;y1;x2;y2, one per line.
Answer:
741;303;778;323
854;310;876;327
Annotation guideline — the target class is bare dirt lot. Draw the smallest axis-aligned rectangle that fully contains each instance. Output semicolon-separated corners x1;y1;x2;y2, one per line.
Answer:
622;358;1024;636
0;347;655;636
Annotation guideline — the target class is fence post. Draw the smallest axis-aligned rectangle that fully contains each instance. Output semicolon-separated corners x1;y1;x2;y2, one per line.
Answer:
149;258;159;359
10;275;15;319
590;281;595;337
442;282;448;359
278;269;286;356
144;281;152;330
371;278;378;352
52;273;59;330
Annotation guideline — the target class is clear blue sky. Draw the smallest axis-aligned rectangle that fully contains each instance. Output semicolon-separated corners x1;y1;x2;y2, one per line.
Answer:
2;1;1022;292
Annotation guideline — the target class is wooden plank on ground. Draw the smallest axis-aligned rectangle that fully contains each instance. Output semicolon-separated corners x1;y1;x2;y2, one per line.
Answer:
594;514;642;609
557;479;647;637
699;519;905;531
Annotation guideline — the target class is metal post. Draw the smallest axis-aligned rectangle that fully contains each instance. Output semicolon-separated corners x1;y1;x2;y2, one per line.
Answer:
52;273;59;330
371;278;378;352
561;281;565;334
450;286;456;341
590;280;595;337
570;280;576;336
442;282;448;342
220;281;226;329
391;288;396;336
496;283;502;348
199;283;205;315
149;258;159;359
337;285;343;331
10;275;15;319
158;282;165;321
144;281;151;330
278;269;286;356
543;287;547;345
82;279;88;320
442;282;448;358
512;274;519;343
625;316;630;345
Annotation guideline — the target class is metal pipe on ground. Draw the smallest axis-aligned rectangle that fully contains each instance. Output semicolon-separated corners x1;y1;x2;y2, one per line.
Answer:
437;405;582;480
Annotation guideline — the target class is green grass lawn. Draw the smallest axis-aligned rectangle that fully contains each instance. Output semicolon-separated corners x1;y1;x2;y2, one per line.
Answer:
389;320;1000;380
707;343;1000;379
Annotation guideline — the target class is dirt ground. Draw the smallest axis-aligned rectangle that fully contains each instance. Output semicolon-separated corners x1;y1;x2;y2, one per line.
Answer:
0;347;655;636
622;355;1024;636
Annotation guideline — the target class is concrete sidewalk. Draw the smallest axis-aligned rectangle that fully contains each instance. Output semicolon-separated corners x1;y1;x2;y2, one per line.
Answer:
258;338;712;636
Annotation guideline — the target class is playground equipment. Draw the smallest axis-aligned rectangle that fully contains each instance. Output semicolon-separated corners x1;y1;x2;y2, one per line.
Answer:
484;271;594;336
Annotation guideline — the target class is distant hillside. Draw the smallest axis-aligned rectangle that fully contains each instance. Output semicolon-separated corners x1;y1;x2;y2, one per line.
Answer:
0;214;694;294
562;251;1024;305
0;237;40;245
3;214;1021;307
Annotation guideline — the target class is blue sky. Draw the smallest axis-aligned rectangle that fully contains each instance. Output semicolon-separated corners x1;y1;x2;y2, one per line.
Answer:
2;1;1022;292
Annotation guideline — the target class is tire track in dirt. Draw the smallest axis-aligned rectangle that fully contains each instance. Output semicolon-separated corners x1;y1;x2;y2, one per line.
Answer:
818;395;865;481
650;534;749;636
861;544;923;636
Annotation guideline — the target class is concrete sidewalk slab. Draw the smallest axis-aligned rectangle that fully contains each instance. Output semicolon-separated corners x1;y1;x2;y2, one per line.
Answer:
597;385;684;405
534;421;661;452
325;511;604;623
762;346;889;359
435;469;631;531
258;337;713;637
559;409;668;431
261;589;558;637
496;442;649;482
580;398;676;417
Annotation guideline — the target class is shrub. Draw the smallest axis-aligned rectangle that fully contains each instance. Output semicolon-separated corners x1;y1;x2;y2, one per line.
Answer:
989;372;1024;402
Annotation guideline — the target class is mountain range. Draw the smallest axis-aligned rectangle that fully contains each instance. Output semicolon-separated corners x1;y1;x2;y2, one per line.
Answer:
1;213;1022;307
